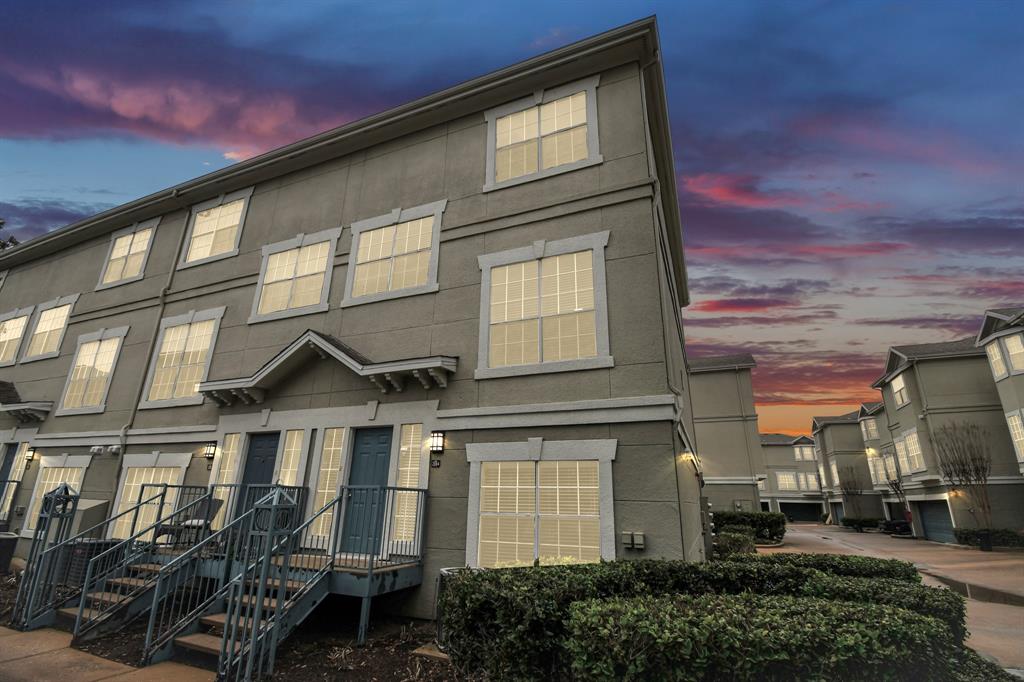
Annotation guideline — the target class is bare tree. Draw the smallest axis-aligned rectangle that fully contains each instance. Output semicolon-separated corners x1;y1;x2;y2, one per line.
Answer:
934;422;993;538
0;219;18;250
838;465;865;517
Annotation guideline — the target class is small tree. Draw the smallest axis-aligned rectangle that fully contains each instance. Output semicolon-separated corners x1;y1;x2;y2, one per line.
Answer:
934;422;993;534
0;219;18;250
838;465;864;516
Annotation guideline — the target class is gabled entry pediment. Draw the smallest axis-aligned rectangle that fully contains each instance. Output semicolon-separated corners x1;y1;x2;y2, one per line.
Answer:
0;380;52;423
198;330;457;406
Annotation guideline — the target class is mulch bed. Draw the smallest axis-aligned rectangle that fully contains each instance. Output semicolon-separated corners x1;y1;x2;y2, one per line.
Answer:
0;571;20;621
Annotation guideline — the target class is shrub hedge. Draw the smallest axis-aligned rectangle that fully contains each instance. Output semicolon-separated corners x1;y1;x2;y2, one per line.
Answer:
565;594;957;681
718;524;756;537
712;510;786;541
438;557;959;679
731;552;921;582
841;516;881;532
954;528;1024;548
712;531;755;558
800;572;966;643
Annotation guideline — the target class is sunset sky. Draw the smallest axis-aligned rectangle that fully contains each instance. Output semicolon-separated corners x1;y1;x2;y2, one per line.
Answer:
2;1;1022;434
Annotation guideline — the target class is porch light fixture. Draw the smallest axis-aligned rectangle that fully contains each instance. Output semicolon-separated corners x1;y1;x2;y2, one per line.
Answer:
202;442;217;460
25;447;36;461
429;431;445;454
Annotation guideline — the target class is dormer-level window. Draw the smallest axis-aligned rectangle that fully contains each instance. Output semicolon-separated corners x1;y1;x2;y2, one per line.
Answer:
890;373;909;407
860;418;879;441
986;341;1008;380
179;187;254;268
98;219;158;289
22;294;79;362
794;445;814;461
0;307;33;366
249;228;341;323
483;76;602;191
56;326;129;416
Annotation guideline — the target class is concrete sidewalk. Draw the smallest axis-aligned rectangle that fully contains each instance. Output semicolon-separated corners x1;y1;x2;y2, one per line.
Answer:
0;627;213;682
764;524;1024;671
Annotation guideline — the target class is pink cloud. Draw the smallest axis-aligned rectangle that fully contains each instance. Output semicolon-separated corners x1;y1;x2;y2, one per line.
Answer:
683;173;806;209
690;297;796;313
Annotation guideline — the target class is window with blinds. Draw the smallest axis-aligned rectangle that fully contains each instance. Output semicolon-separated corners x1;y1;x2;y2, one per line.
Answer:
257;241;331;315
185;198;245;263
904;431;925;471
147;319;217;402
489;250;596;368
0;312;29;364
0;443;29;521
775;471;799;491
277;430;304;486
352;217;434;298
890;374;909;407
478;459;600;568
1007;412;1024;463
25;304;71;358
495;91;588;183
111;467;181;539
102;226;153;285
310;428;345;541
26;466;85;530
391;424;426;543
61;335;122;411
211;433;241;530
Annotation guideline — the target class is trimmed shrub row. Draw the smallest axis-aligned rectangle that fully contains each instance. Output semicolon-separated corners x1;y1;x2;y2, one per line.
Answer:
731;551;921;582
841;516;881;531
954;528;1024;548
565;594;957;681
712;531;755;558
438;556;955;679
712;510;786;541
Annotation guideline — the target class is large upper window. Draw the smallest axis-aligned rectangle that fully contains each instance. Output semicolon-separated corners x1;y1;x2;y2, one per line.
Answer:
341;200;446;307
466;438;615;568
776;471;799;491
1006;335;1024;373
986;342;1008;380
1007;411;1024;464
890;373;909;407
829;459;840;487
23;294;79;362
987;334;1024;381
484;76;602;191
0;307;33;366
179;187;254;268
793;445;815;461
139;308;224;408
860;418;879;441
250;228;341;323
56;326;128;416
98;219;157;289
476;231;612;379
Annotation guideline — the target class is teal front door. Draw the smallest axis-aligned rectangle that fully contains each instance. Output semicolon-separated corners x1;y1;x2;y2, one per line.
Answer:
341;427;393;554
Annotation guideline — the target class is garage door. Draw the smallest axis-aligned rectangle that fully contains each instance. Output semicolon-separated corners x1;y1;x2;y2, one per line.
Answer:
917;500;955;543
830;502;845;523
780;502;821;522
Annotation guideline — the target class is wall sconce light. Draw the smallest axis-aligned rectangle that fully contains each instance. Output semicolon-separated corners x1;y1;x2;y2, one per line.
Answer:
429;431;445;454
202;442;218;460
25;447;36;461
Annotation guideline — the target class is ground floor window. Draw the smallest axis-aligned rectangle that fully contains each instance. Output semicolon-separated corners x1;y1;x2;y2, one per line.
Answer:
392;424;427;543
25;456;90;531
309;427;346;541
210;433;242;530
111;466;183;539
1;443;30;522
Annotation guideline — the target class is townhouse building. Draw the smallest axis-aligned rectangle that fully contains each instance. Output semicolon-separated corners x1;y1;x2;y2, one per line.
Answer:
871;337;1024;542
688;354;764;512
758;433;823;521
0;18;703;632
812;412;883;522
977;308;1024;475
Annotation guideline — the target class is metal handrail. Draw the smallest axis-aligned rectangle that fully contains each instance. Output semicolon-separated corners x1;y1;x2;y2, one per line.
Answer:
74;491;217;638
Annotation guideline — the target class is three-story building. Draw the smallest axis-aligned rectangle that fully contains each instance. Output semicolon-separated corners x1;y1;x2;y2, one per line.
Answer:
812;412;883;522
758;433;823;521
977;307;1024;475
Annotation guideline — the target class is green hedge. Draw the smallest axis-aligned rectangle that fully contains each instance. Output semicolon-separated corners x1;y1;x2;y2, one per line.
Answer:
730;552;921;582
712;531;755;558
800;572;966;643
565;594;957;681
954;528;1024;548
949;647;1017;681
841;516;881;532
713;510;786;541
718;524;756;537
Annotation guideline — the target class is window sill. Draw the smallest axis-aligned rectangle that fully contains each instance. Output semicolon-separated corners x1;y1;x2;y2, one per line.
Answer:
177;248;240;271
54;405;106;417
340;282;440;308
474;355;614;380
95;273;146;291
482;155;604;193
20;350;61;364
138;395;206;410
248;302;330;325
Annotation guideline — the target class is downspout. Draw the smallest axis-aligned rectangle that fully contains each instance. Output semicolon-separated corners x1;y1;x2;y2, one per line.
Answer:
115;189;191;484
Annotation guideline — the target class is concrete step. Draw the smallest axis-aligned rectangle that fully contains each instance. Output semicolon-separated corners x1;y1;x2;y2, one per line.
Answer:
200;611;267;635
175;632;235;657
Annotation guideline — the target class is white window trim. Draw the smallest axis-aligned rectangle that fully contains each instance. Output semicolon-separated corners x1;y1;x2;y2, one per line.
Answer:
95;217;160;291
0;305;35;368
248;227;342;324
55;325;130;416
1006;409;1024;465
464;437;616;568
475;230;613;379
483;75;603;192
21;293;80;363
177;186;255;270
339;199;446;308
890;373;910;409
995;333;1024;378
108;451;192;536
22;452;93;537
138;307;226;409
987;341;1009;381
901;428;927;474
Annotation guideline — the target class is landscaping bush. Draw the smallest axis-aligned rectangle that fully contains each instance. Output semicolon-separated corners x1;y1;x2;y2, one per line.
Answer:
954;527;1024;548
712;531;755;559
565;593;957;681
438;560;816;679
730;552;921;582
800;572;967;643
712;510;786;542
841;516;881;532
948;647;1017;681
718;524;755;537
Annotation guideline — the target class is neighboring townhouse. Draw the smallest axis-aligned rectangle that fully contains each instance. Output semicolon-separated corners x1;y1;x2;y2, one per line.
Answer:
812;412;883;522
688;354;764;512
0;17;703;632
858;401;904;521
758;433;823;521
871;337;1024;542
977;308;1024;475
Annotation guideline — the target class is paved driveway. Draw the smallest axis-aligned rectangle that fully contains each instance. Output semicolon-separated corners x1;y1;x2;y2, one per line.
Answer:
764;523;1024;671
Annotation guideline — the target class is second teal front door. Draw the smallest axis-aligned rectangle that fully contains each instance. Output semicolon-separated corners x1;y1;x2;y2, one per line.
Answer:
340;427;393;554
